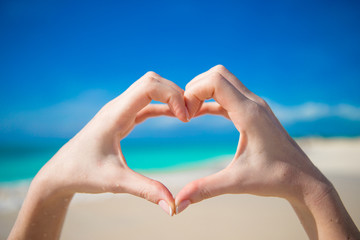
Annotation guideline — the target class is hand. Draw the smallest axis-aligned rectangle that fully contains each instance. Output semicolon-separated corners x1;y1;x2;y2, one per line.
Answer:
176;65;327;204
42;71;190;212
9;71;188;239
175;65;360;239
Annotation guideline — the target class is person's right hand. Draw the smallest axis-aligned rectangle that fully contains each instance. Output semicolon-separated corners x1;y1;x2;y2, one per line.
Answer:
175;65;359;239
32;71;189;214
9;71;189;240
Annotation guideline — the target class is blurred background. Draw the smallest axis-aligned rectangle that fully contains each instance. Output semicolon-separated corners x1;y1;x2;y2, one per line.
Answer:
0;0;360;180
1;1;360;239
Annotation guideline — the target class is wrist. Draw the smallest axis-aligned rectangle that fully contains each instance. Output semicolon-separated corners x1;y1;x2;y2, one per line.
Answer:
287;173;333;213
298;172;333;208
287;168;360;239
31;164;75;203
283;153;333;207
9;163;75;240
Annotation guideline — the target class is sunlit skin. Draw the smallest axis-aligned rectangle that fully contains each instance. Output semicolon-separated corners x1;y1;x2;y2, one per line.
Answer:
8;66;360;240
8;72;188;239
176;65;360;239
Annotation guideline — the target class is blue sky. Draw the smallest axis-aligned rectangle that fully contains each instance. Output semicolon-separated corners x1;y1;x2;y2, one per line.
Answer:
0;0;360;141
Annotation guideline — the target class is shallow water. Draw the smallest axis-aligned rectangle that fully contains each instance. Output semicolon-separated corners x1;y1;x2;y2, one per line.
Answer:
0;137;238;183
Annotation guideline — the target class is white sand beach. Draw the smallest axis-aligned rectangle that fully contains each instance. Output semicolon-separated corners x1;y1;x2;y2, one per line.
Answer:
0;138;359;240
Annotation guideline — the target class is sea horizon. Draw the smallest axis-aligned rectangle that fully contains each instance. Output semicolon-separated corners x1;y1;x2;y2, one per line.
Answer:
1;134;359;184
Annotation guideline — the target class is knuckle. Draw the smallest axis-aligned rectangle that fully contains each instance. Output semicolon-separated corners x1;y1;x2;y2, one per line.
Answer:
244;101;263;121
211;72;225;87
185;82;192;91
200;186;212;199
142;76;160;90
170;88;182;99
139;188;151;201
256;97;269;109
191;180;212;200
212;64;227;73
137;183;156;201
152;180;165;193
144;71;159;78
177;87;185;94
139;180;164;203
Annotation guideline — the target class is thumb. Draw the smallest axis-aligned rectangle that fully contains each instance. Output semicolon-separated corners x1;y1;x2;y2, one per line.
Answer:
175;169;233;215
123;170;175;216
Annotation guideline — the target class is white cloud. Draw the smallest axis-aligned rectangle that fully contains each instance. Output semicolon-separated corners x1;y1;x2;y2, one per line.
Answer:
0;90;111;138
333;104;360;121
1;90;359;139
267;100;360;124
139;101;360;132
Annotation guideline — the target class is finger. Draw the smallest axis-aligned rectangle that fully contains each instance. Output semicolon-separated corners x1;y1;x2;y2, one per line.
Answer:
208;66;288;133
209;65;271;110
119;104;177;138
122;170;175;216
188;65;266;109
135;104;175;124
175;169;234;214
194;102;230;119
210;65;252;96
185;70;250;118
128;71;185;95
185;65;244;98
115;71;189;123
142;71;185;95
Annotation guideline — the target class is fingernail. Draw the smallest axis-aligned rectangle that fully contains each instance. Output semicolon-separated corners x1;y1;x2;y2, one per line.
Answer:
176;200;191;215
185;109;190;121
158;200;172;216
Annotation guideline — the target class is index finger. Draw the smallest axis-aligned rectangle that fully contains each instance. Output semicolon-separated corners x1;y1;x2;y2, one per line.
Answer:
185;70;250;119
113;71;189;124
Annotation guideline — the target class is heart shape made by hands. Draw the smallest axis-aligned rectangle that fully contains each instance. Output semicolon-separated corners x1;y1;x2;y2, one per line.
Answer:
127;65;307;216
111;65;287;216
62;65;308;217
9;65;357;240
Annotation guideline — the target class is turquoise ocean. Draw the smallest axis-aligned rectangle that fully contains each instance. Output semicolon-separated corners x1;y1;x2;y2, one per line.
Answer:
0;138;238;183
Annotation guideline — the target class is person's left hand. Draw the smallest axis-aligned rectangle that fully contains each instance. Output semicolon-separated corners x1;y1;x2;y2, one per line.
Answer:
35;71;189;215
